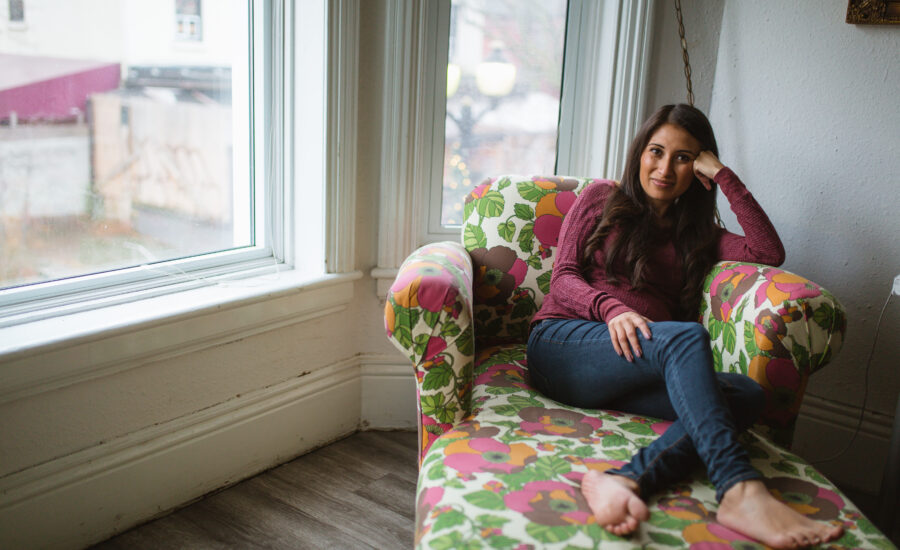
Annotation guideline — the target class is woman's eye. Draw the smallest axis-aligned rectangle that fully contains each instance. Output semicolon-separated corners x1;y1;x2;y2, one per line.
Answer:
649;147;662;155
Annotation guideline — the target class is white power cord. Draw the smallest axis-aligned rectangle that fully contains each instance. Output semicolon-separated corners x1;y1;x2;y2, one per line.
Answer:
812;286;896;464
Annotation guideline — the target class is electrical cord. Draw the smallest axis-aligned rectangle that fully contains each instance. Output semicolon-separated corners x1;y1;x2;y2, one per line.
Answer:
812;292;894;464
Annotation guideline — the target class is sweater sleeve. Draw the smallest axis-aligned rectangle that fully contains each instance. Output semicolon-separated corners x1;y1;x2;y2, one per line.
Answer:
715;168;786;266
548;183;632;322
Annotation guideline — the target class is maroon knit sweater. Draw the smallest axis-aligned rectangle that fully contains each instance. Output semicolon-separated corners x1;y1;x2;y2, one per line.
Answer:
532;168;785;324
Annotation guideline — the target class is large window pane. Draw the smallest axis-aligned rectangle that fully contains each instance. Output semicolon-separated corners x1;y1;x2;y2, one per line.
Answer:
441;0;567;225
0;0;251;289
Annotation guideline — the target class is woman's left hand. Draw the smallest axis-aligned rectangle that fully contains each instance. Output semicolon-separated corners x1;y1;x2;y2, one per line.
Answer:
693;151;726;191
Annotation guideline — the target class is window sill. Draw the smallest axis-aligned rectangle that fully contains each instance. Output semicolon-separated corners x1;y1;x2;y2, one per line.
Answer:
0;269;363;404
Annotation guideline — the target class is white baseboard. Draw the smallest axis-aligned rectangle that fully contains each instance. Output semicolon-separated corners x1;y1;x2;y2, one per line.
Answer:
0;360;365;550
360;355;416;430
794;394;894;494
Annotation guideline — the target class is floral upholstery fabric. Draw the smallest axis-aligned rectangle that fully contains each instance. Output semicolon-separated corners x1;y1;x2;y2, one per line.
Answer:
383;175;885;548
415;346;891;549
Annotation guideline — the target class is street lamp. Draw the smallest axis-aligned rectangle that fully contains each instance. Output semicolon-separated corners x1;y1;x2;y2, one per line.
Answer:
445;41;517;158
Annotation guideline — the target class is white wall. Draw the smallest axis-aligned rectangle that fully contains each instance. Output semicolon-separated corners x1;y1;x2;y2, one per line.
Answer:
708;0;900;493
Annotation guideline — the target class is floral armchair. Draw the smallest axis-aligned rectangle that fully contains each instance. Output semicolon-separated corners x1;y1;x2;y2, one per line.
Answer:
384;175;891;549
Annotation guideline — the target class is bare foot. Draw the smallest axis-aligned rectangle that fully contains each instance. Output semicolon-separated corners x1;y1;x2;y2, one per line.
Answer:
717;480;844;548
581;471;649;536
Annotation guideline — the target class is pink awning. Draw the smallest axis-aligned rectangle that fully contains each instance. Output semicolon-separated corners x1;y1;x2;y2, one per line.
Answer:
0;54;121;122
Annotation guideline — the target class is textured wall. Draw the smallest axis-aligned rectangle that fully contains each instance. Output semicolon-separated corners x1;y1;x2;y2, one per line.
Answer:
644;0;725;114
708;0;900;486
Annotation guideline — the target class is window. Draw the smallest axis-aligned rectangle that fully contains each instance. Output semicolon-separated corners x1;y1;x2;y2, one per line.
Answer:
175;0;203;41
440;0;567;226
0;0;315;327
373;0;654;285
8;0;23;23
418;0;654;240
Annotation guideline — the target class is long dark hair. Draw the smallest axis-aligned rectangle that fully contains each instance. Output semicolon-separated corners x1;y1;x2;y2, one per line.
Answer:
581;104;720;319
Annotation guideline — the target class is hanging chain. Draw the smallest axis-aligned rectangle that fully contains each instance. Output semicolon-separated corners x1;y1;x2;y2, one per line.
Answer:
674;0;695;106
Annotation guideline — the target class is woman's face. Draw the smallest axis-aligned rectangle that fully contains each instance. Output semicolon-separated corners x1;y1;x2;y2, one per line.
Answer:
639;123;702;216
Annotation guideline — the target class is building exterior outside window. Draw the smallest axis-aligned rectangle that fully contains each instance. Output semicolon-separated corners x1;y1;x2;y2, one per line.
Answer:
175;0;202;41
8;0;24;22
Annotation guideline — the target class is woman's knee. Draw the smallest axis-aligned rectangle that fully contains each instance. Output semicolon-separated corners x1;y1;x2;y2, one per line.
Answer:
719;373;766;427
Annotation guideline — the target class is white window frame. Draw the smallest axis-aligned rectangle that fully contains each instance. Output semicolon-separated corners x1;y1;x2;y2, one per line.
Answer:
0;0;358;330
372;0;654;295
0;0;359;370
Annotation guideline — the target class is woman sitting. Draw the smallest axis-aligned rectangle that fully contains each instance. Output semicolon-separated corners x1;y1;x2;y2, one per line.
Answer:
526;104;843;548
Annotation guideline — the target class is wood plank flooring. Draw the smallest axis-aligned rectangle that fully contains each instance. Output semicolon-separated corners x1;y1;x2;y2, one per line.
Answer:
91;430;419;550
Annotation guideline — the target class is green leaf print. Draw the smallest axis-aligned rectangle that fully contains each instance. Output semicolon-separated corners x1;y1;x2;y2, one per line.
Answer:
476;514;510;528
509;394;544;408
803;466;828;484
441;321;461;338
421;393;459;424
423;309;441;328
603;448;634;461
456;330;474;355
771;460;800;476
572;445;595;457
514;203;535;220
486;535;518;549
476;190;506;218
427;462;447;480
744;321;759;356
464;224;487;250
620;422;655;436
835;530;861;548
792;341;810;371
511;298;537;320
525;254;542;269
423;363;453;391
601;434;628;448
491;405;521;417
430;532;484;550
812;302;835;330
496;177;512;190
517;180;550;202
648;532;684;546
525;523;576;544
463;199;476;223
856;517;879;535
708;318;723;340
413;333;431;357
537;271;552;294
738;350;749;373
517;222;535;253
498;219;516;243
492;348;526;363
464;490;506;510
534;456;572;478
723;322;737;354
648;510;693;530
433;509;467;532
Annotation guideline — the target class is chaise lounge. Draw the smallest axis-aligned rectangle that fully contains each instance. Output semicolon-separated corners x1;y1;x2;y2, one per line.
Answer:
384;174;893;548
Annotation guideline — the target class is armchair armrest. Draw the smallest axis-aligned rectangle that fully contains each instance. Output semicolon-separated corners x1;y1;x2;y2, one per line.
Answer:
701;261;847;447
384;242;476;461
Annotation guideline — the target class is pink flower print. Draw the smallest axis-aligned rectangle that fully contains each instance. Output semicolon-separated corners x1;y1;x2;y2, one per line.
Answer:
756;268;820;308
518;407;603;438
471;246;529;306
423;337;447;361
443;437;538;476
414;487;445;545
766;477;843;520
710;263;761;322
504;481;594;526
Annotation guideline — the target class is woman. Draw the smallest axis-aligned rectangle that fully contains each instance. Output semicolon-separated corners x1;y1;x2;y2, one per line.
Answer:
526;104;843;548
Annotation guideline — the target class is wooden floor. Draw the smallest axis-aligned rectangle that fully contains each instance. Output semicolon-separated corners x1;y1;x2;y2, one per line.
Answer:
91;430;419;550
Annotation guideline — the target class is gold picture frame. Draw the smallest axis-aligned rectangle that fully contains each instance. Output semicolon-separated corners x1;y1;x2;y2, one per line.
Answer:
846;0;900;24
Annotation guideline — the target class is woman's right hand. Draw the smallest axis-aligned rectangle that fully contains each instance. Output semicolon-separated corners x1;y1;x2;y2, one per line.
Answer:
607;311;653;362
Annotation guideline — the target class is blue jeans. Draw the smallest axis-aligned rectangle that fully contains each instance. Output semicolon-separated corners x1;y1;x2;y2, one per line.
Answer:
527;318;765;501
